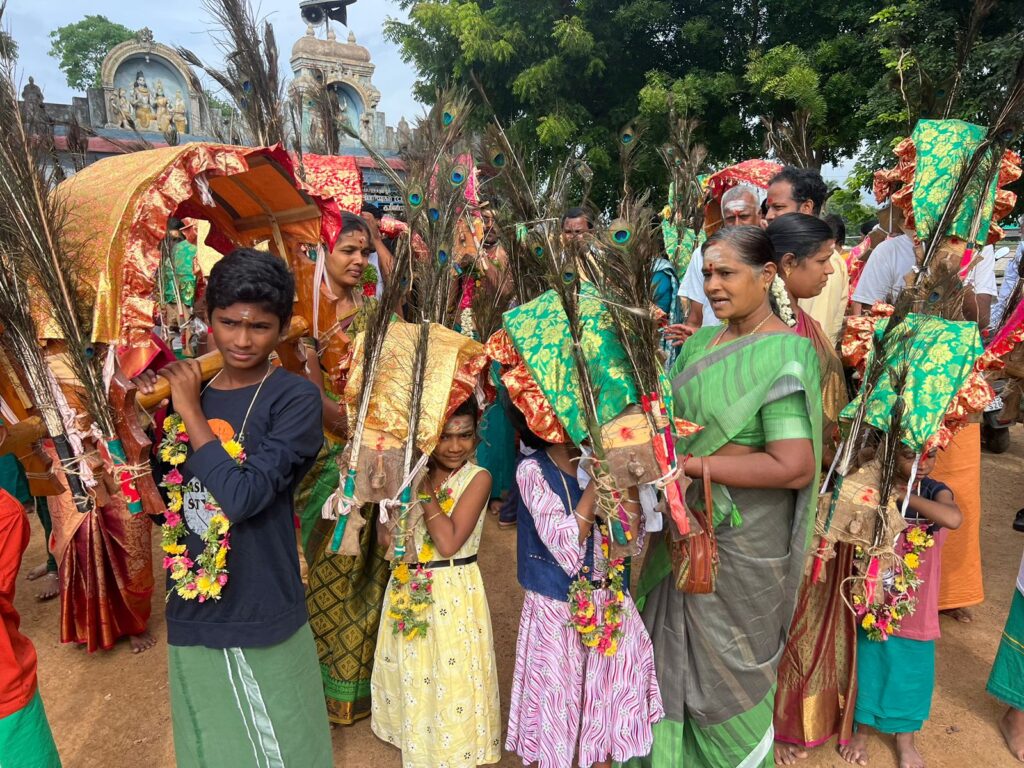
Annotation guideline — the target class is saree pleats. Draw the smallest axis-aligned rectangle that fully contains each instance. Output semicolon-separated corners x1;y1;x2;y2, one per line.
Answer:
305;510;389;724
772;543;857;748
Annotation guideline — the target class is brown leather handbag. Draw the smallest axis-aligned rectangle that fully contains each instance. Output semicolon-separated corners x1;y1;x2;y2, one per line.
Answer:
670;457;719;594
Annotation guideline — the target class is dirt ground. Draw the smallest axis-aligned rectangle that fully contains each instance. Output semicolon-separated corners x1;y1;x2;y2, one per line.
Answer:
16;425;1024;767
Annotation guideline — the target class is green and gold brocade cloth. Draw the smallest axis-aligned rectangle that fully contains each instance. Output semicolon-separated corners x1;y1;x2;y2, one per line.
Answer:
840;313;982;451
501;284;670;446
910;119;1000;243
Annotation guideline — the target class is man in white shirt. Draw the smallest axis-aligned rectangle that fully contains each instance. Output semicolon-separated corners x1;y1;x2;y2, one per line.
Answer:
851;233;998;327
664;184;762;344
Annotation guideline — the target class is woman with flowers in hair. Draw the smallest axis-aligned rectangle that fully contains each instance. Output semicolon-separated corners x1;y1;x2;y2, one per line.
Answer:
764;212;858;764
633;225;822;768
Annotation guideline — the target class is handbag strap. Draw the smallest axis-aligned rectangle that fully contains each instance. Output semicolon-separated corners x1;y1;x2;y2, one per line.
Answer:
700;457;716;542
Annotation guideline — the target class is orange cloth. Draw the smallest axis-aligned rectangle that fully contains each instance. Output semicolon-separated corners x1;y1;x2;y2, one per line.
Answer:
0;490;38;718
937;422;984;610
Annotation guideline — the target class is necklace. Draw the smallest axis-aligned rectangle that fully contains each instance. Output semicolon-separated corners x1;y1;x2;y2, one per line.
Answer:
158;364;275;603
713;310;774;347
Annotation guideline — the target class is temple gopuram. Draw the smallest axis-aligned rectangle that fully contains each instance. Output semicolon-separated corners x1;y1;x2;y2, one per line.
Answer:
20;14;407;211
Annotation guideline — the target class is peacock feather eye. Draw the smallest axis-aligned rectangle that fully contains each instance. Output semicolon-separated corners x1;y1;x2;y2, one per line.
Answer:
428;207;440;222
449;164;468;187
620;123;636;145
408;186;424;208
533;245;545;258
608;218;632;247
438;249;449;265
442;107;456;126
562;270;577;284
489;149;507;168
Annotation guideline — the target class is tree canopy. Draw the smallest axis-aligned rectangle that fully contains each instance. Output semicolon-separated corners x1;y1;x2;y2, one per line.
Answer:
49;15;134;91
386;0;1024;210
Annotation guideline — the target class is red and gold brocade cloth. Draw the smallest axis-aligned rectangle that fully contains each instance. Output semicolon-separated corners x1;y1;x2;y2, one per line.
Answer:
704;159;782;199
56;143;332;378
298;153;363;228
46;442;153;652
484;329;570;444
773;542;857;749
343;322;487;455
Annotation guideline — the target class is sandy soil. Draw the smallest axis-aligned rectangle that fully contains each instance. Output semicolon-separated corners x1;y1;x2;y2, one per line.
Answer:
16;425;1024;767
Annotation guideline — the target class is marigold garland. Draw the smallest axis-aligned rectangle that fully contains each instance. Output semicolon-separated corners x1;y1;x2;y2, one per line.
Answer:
853;521;935;641
159;414;241;603
386;471;461;639
567;524;626;656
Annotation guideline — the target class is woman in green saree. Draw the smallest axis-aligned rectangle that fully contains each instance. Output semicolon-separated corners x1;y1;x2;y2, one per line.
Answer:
634;225;822;767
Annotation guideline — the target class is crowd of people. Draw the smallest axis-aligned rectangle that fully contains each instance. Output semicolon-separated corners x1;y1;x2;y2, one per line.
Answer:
1;148;1023;768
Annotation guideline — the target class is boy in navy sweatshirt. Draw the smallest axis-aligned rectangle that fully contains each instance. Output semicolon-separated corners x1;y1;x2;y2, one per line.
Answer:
137;248;331;767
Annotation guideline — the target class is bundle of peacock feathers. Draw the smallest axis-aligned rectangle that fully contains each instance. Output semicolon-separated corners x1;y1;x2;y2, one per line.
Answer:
321;90;489;562
819;50;1024;633
0;10;140;514
178;0;286;147
479;115;699;556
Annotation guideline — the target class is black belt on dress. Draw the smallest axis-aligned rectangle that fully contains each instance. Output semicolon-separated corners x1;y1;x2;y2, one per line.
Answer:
422;554;478;569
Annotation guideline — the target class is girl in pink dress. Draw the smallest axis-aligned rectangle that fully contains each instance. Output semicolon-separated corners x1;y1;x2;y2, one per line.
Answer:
505;429;663;768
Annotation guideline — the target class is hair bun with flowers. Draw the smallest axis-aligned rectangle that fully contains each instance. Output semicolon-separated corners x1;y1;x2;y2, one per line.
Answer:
770;274;796;327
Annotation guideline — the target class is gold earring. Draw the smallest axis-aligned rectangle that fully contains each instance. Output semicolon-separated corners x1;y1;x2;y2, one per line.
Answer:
785;268;792;278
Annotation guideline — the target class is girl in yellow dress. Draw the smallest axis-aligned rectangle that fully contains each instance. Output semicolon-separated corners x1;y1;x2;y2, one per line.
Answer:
371;399;501;767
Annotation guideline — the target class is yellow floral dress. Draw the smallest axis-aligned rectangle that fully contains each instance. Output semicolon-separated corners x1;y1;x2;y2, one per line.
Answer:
370;462;501;767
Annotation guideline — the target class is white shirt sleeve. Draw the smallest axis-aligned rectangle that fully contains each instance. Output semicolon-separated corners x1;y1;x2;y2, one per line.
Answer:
678;246;706;304
966;245;998;297
852;238;901;305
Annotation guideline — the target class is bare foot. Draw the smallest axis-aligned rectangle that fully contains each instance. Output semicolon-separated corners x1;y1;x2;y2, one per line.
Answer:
129;629;157;654
940;607;973;623
26;562;49;580
35;571;59;601
775;741;809;765
895;732;925;768
839;731;870;765
488;499;503;515
999;707;1024;762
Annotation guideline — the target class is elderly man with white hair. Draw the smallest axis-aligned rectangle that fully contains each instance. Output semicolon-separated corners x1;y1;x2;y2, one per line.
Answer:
663;184;763;344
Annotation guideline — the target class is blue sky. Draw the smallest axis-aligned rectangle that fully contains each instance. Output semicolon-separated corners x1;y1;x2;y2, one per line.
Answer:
6;0;424;123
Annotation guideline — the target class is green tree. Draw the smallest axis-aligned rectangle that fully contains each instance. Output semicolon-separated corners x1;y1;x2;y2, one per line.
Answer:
854;0;1024;181
49;16;134;91
825;187;875;236
0;30;17;63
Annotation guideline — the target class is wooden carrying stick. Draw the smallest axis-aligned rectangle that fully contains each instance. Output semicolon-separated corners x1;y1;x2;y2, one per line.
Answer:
109;316;310;515
137;316;310;410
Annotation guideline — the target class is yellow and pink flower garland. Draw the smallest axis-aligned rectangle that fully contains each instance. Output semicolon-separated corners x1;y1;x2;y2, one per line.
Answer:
158;414;241;603
853;522;935;641
568;525;626;656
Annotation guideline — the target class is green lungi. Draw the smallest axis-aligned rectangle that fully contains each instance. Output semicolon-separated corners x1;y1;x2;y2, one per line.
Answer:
854;628;935;733
987;590;1024;711
168;623;332;768
0;689;61;767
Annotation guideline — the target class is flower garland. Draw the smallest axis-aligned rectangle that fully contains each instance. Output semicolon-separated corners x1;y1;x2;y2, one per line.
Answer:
771;275;796;327
386;473;460;639
852;521;935;641
159;414;243;602
567;523;626;656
